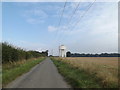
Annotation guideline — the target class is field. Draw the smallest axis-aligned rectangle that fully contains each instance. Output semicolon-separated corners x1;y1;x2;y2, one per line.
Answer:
52;57;118;88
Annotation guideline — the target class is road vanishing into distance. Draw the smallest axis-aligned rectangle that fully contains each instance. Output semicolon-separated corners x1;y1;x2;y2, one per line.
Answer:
6;58;70;88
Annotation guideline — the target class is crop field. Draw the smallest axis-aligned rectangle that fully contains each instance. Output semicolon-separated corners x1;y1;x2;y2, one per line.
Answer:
52;57;118;88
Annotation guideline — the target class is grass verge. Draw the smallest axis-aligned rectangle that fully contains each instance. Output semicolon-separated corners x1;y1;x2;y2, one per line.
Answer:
2;57;45;87
51;58;102;88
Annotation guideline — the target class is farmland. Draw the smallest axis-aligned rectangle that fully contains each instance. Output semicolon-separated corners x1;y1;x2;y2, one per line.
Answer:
51;57;118;88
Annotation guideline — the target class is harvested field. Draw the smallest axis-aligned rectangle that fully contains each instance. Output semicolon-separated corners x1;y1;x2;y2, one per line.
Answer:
53;57;118;88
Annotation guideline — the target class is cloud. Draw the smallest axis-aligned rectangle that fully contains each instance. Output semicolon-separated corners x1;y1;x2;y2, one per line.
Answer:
67;2;118;53
66;2;117;35
48;2;118;54
84;2;118;35
19;41;48;51
26;18;44;24
3;2;118;54
48;2;118;36
22;9;48;24
14;40;48;51
48;25;69;33
2;38;48;52
48;26;57;32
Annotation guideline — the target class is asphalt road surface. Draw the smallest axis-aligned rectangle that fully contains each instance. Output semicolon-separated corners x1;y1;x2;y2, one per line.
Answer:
6;58;70;88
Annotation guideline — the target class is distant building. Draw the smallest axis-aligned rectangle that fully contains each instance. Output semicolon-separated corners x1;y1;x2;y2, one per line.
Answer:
59;45;66;57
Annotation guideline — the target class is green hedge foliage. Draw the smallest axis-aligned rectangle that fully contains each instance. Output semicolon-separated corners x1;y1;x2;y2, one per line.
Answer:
2;42;48;63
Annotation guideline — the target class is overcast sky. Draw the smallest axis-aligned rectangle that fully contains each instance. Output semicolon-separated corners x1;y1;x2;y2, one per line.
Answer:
2;1;118;55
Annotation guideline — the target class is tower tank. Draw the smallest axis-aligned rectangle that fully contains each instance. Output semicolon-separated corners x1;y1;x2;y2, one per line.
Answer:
59;45;66;57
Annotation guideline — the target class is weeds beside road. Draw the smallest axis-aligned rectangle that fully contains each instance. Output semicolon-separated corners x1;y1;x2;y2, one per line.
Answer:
3;57;45;87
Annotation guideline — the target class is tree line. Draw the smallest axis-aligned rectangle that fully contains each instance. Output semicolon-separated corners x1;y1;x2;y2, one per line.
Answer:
66;51;120;57
1;42;48;63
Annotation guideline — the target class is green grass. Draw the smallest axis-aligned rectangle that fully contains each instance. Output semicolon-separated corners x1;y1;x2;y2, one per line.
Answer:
0;65;2;88
52;58;102;88
2;57;45;87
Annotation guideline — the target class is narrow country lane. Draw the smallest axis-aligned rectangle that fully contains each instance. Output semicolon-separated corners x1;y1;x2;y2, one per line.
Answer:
6;58;70;88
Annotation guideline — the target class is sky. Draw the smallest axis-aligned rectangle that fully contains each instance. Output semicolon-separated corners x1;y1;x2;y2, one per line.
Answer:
2;1;118;55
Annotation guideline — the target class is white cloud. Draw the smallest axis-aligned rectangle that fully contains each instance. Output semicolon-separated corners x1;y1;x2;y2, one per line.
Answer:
2;38;48;52
15;40;48;51
86;3;118;35
3;2;118;54
26;18;44;24
48;2;118;54
48;25;69;33
22;9;48;24
48;2;118;36
65;2;118;35
48;26;57;32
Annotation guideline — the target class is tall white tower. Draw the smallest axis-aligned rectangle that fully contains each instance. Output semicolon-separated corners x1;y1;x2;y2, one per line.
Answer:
59;45;66;57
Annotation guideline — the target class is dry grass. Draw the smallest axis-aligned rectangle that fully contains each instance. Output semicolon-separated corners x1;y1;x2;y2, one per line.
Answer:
3;58;38;70
2;57;45;87
56;57;118;87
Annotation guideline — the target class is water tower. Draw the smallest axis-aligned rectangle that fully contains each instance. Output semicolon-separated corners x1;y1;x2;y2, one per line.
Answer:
59;45;66;57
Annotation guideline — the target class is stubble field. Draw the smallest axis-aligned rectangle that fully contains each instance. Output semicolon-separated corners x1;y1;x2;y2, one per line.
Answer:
52;57;118;88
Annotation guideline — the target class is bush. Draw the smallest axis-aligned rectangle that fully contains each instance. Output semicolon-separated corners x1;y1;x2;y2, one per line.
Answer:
2;42;48;63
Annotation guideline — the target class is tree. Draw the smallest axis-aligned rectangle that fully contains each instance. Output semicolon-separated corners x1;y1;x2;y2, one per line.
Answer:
66;51;71;57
